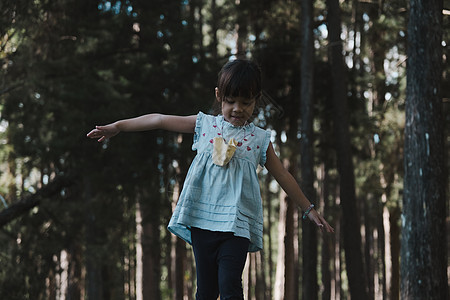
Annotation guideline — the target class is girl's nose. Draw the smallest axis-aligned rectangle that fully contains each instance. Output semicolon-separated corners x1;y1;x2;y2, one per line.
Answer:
233;103;243;112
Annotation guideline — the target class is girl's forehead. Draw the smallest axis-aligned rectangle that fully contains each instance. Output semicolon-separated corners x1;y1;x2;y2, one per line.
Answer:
222;87;260;99
225;96;256;101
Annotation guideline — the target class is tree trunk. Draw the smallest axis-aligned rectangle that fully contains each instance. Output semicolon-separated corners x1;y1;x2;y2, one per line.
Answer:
286;101;300;299
320;163;332;300
243;253;250;299
285;191;296;300
389;206;401;300
84;180;103;300
300;0;318;298
326;0;369;298
274;184;287;300
401;0;447;299
210;0;218;61
335;212;342;300
376;200;387;300
255;251;266;300
170;173;186;300
264;175;274;300
366;1;387;109
67;242;82;300
236;1;248;58
363;197;374;300
136;202;144;300
140;192;162;300
0;175;73;227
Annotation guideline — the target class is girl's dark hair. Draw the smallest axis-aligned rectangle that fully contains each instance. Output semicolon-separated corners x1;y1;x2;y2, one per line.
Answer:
212;59;284;121
216;59;262;101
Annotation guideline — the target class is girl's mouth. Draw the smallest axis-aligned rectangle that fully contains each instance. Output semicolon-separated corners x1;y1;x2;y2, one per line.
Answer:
231;116;244;123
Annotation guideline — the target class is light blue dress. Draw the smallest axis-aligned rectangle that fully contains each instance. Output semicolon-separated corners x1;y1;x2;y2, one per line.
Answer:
168;112;271;252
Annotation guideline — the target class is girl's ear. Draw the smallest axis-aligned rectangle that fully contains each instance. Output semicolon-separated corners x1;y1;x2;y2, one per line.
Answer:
215;87;220;102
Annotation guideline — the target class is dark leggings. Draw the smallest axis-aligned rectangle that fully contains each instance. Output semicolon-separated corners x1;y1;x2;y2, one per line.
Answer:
191;227;249;300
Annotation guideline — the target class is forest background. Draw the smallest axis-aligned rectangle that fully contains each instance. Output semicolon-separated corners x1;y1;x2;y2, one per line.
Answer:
0;0;448;299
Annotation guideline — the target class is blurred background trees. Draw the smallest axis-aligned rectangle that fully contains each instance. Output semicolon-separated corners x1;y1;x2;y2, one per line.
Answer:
0;0;448;299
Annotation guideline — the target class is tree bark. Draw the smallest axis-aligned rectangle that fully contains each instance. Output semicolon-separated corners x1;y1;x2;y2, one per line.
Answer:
401;0;447;299
140;192;162;300
300;0;318;298
389;206;401;300
274;184;287;300
170;171;186;300
84;180;103;300
210;0;218;61
376;200;387;300
236;0;248;58
255;251;266;300
320;163;332;300
285;191;296;300
264;174;273;300
0;175;74;227
67;241;82;300
326;0;369;298
363;197;374;300
286;98;300;300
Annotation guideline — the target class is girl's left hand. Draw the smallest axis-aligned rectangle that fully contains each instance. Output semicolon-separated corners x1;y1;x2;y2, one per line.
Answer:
308;209;334;233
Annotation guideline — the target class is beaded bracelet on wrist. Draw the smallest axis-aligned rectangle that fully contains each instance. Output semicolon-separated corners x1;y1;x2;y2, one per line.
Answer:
302;204;315;219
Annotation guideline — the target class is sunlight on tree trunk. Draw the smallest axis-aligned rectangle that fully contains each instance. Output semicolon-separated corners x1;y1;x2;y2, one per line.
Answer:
170;179;184;300
264;174;274;300
135;202;143;300
333;206;341;300
274;188;287;300
382;204;391;298
243;254;250;298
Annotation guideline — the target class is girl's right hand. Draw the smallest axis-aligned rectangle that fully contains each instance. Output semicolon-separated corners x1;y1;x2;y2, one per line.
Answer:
86;124;119;142
307;209;334;233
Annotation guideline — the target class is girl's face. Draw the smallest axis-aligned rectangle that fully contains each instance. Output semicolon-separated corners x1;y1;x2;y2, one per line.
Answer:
216;88;256;126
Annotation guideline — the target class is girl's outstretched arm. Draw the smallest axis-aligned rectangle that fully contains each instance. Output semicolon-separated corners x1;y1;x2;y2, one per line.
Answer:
265;142;334;233
87;114;197;142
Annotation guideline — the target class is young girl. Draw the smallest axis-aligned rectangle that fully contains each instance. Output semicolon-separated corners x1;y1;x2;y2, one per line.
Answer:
87;59;333;299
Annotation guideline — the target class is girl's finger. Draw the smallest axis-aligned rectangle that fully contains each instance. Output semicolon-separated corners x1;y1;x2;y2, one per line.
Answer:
324;221;334;233
316;215;334;233
317;223;324;232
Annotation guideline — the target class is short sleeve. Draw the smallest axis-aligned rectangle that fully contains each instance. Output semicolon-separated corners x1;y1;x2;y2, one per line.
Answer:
259;129;272;166
192;111;204;151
